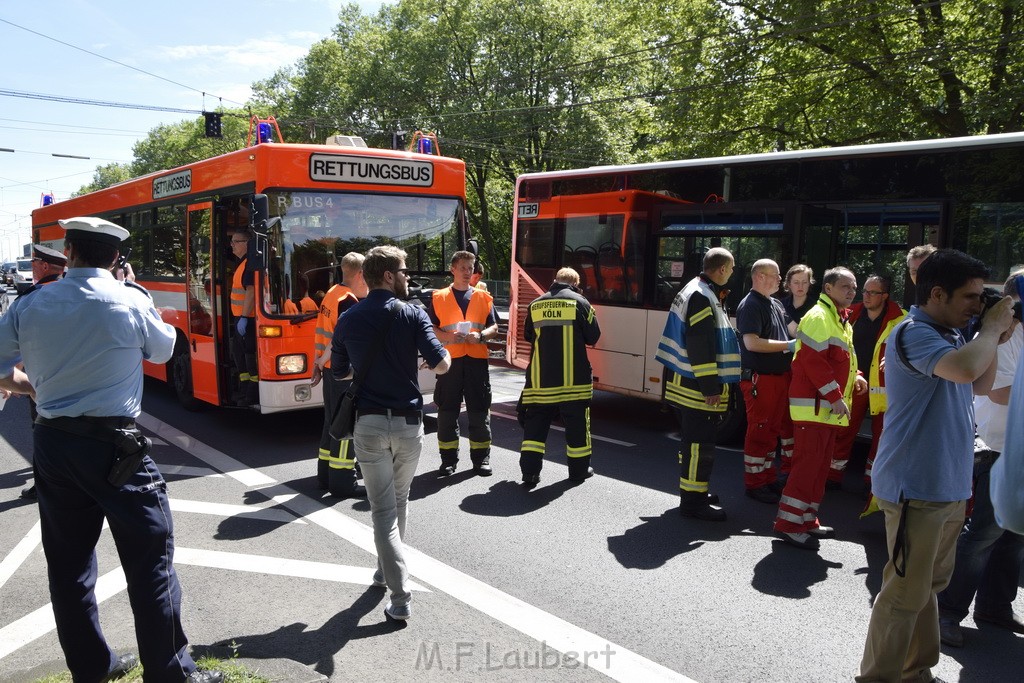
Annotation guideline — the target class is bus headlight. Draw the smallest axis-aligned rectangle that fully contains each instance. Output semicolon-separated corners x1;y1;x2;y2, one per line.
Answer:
277;354;307;375
294;385;312;402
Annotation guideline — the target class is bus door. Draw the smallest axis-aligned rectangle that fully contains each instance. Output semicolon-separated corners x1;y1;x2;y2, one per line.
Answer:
797;205;841;288
185;202;219;404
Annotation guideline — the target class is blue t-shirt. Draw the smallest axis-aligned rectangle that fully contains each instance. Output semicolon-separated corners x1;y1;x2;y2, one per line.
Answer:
871;306;973;503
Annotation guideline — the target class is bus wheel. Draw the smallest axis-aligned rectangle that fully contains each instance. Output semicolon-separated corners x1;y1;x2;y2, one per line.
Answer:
171;338;205;411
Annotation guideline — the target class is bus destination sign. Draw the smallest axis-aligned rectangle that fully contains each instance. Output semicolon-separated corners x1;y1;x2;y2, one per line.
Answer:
309;154;433;187
152;170;192;200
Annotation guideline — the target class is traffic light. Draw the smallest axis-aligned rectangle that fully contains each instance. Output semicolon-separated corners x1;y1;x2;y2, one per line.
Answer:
204;112;223;139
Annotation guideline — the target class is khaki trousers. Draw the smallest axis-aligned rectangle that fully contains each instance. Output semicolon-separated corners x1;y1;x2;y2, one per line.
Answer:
857;497;965;683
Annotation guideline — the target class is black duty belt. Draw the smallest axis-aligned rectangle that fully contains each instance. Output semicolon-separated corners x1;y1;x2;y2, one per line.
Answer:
36;415;136;431
357;408;421;418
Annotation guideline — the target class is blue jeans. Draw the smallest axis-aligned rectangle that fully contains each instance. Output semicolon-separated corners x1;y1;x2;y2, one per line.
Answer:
33;424;197;683
938;460;1024;622
353;412;423;608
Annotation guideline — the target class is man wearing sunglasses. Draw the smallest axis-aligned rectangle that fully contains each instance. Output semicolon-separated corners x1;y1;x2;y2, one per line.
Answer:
829;274;906;491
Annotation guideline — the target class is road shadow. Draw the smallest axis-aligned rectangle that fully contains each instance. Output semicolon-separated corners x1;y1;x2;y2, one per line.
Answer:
410;468;478;501
200;586;398;680
213;487;306;541
458;479;576;517
941;621;1024;681
606;507;738;569
751;540;844;598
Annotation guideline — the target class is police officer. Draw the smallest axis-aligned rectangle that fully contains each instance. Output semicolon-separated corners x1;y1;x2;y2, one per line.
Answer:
519;267;601;488
429;251;499;476
17;243;68;499
229;228;258;406
0;217;221;683
311;252;368;498
656;247;740;521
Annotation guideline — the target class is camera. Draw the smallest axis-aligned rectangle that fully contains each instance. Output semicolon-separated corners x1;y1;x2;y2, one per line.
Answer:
980;286;1023;325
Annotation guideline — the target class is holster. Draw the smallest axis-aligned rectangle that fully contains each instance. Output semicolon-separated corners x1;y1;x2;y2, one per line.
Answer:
35;415;151;486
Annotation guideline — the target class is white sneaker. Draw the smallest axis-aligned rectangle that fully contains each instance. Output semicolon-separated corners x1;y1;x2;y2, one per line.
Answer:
371;570;386;588
384;602;411;620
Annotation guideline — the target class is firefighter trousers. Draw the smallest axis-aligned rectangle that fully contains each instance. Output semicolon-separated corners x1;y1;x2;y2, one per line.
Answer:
775;422;839;533
739;372;793;490
519;400;592;479
677;406;724;510
830;389;883;483
434;356;492;467
318;376;359;494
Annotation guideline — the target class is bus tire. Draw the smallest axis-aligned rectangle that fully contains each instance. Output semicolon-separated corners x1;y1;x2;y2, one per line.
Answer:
170;337;205;411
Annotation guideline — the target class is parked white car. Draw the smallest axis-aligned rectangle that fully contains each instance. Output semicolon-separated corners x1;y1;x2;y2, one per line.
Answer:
13;258;33;295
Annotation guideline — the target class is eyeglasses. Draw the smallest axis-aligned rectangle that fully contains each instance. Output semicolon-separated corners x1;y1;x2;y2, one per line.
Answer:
862;290;888;296
393;268;410;277
31;257;44;262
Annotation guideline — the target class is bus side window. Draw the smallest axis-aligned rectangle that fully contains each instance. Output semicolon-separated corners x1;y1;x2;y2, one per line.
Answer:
572;246;599;300
597;242;625;302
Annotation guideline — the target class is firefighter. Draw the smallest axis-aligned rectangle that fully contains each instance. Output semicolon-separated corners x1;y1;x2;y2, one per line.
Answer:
429;251;499;476
775;267;867;550
655;247;741;521
519;267;601;487
229;228;259;406
735;259;796;505
312;252;368;498
828;274;906;489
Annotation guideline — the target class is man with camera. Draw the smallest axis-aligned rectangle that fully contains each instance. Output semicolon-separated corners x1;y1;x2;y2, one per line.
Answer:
857;250;1015;683
0;218;220;682
937;270;1024;648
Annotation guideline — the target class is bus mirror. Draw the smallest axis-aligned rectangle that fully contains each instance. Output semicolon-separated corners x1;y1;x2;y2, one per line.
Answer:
251;194;269;228
467;238;479;256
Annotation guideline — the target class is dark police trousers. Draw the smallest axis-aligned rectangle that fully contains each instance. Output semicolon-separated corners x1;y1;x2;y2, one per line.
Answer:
33;422;197;682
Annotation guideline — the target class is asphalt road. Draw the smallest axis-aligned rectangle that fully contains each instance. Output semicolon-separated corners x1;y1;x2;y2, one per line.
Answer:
0;313;1022;681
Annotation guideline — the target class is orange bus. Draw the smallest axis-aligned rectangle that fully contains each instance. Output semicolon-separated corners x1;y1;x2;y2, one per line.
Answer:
33;139;470;413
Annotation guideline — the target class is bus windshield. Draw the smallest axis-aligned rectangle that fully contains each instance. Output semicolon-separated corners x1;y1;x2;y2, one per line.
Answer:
264;190;463;315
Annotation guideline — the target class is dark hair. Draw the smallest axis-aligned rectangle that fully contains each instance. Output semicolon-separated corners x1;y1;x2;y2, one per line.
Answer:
783;263;815;291
867;273;892;294
363;245;406;288
450;250;476;267
915;249;989;306
822;266;853;287
67;237;118;269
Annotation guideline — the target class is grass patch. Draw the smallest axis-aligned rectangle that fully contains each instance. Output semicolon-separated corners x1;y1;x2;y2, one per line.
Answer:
33;654;271;683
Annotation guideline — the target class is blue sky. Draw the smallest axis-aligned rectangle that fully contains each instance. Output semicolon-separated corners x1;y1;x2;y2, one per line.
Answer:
0;0;385;261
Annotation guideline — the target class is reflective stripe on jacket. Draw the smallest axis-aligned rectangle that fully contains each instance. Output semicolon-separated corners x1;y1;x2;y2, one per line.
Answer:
433;286;493;359
230;257;247;317
314;284;357;369
656;274;741;412
789;293;857;426
522;283;601;404
848;300;906;415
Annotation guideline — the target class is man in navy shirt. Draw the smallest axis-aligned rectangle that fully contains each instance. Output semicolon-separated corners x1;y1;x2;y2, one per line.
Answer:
331;245;450;621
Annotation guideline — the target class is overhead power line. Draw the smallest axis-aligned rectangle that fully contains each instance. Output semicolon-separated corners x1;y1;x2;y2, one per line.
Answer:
0;17;246;108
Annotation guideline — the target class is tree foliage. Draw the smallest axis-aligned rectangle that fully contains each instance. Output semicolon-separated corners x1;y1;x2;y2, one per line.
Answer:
76;0;1024;276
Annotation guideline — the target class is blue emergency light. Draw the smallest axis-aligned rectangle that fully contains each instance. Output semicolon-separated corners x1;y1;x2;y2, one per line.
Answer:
40;192;55;207
258;122;274;144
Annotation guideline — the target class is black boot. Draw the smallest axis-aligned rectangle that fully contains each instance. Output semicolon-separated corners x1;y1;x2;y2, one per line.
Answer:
329;468;366;499
679;491;726;521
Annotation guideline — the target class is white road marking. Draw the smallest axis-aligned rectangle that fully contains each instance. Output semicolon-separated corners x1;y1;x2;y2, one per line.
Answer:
0;568;127;659
490;411;636;447
0;522;40;592
156;463;224;479
168;498;306;525
173;547;426;591
136;412;691;683
137;413;275;488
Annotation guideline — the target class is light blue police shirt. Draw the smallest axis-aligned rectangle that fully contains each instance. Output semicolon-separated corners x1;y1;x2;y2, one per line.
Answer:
0;268;175;418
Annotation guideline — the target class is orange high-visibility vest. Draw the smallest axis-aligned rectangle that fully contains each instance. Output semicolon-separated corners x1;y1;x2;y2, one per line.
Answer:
432;286;493;359
314;284;357;369
230;257;248;317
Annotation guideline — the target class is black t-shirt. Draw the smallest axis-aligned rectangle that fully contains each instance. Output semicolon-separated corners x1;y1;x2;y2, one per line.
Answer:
782;294;814;325
852;313;885;375
736;290;791;374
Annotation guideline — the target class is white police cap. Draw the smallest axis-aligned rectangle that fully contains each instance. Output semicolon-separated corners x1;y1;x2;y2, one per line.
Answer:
58;216;129;246
32;243;68;265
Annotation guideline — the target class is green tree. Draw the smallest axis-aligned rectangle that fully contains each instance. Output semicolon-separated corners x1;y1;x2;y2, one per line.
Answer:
72;162;133;196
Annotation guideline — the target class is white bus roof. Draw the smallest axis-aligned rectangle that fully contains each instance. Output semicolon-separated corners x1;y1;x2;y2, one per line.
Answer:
517;131;1024;182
